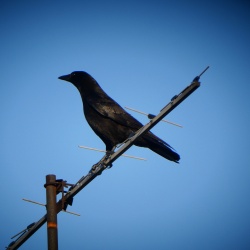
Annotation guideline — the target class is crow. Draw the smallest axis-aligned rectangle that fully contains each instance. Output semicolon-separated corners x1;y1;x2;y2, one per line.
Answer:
58;71;180;163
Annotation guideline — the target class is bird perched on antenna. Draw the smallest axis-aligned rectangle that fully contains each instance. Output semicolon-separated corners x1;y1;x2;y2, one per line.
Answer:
58;71;180;163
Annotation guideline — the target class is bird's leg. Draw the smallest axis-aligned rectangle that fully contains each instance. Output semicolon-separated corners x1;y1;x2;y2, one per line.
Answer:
105;146;116;169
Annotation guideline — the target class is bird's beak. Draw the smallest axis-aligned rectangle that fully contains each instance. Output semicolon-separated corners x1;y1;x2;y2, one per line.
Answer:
58;74;71;82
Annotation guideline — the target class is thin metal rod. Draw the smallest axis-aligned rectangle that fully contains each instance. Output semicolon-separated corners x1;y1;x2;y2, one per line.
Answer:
7;73;206;250
78;145;147;161
22;198;45;207
62;209;80;216
124;106;183;128
125;106;148;116
46;175;58;250
22;198;80;216
198;66;209;77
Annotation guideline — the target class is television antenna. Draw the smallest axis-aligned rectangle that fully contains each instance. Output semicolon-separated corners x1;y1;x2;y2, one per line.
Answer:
6;66;209;250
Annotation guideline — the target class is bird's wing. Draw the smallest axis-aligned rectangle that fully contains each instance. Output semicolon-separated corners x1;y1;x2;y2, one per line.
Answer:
86;96;143;129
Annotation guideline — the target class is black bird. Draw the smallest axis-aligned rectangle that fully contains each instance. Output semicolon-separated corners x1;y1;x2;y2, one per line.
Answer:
58;71;180;163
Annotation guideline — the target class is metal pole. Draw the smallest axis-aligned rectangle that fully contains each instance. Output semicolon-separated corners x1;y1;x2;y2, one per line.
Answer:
45;174;58;250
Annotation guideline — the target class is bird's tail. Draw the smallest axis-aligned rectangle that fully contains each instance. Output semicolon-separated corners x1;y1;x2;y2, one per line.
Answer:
137;132;180;163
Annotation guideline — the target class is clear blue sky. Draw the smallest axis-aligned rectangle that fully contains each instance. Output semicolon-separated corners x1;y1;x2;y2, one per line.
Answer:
1;1;250;249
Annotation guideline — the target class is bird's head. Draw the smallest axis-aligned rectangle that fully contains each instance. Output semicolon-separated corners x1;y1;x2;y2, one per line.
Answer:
58;71;93;87
58;71;104;98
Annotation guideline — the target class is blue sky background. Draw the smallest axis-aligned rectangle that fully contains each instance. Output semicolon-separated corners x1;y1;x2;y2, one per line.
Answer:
1;1;250;249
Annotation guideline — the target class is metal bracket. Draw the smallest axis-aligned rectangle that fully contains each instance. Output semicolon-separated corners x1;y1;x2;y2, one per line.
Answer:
44;179;74;211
